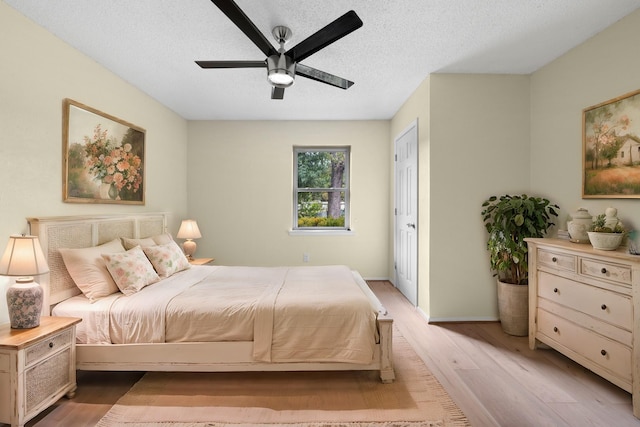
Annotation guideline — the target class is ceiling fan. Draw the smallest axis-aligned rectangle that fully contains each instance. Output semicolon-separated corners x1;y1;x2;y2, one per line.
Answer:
196;0;363;100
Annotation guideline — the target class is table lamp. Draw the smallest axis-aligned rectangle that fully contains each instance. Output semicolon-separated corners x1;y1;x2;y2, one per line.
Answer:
0;235;49;328
176;219;202;260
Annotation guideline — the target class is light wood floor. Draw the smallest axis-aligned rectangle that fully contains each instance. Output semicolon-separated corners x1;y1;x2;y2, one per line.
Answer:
15;281;640;427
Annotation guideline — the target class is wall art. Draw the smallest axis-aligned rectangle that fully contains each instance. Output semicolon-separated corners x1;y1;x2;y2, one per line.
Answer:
583;89;640;198
63;99;145;204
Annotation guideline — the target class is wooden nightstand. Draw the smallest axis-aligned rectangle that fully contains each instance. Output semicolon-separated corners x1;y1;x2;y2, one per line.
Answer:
189;257;215;265
0;317;81;427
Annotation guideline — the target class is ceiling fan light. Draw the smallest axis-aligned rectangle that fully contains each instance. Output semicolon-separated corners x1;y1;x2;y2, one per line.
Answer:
267;54;295;88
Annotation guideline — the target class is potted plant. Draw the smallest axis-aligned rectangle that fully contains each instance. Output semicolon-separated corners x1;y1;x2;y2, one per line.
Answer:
481;194;559;336
587;208;626;251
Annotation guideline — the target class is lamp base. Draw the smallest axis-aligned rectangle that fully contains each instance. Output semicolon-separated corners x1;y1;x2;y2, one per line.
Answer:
6;278;43;329
182;239;197;260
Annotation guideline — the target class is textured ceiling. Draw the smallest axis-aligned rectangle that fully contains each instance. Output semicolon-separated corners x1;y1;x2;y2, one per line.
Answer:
5;0;640;120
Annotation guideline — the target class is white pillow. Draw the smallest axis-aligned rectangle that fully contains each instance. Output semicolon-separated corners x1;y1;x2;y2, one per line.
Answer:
121;236;156;250
102;246;160;295
143;240;191;278
59;239;126;302
121;233;174;250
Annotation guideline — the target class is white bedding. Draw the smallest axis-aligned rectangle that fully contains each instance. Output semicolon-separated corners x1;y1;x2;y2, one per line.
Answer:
53;265;378;364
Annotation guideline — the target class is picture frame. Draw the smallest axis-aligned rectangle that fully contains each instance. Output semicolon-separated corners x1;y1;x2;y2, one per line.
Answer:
583;88;640;198
63;99;146;204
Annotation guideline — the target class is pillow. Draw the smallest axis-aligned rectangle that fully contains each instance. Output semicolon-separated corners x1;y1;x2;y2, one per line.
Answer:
143;240;191;278
102;246;160;295
121;233;174;250
151;232;174;245
121;236;156;250
59;239;126;302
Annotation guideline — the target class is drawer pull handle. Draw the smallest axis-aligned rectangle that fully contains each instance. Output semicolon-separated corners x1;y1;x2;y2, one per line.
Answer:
601;304;607;310
601;268;607;274
552;257;557;262
49;342;54;349
553;288;558;293
601;349;607;356
553;326;558;333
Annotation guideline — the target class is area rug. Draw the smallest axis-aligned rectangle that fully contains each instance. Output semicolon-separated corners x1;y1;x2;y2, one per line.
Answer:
97;331;469;427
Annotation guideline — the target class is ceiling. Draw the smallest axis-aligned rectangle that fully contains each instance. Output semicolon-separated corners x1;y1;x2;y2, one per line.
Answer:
6;0;640;120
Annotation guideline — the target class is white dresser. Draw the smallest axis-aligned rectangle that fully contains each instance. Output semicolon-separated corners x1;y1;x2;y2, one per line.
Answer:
526;238;640;418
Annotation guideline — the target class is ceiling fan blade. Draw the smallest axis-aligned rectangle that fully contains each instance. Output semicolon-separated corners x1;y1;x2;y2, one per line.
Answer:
196;60;265;69
271;86;285;100
286;10;363;63
295;64;354;90
211;0;278;57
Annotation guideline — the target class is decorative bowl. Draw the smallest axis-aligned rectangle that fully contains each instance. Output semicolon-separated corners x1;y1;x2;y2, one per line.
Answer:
587;232;624;251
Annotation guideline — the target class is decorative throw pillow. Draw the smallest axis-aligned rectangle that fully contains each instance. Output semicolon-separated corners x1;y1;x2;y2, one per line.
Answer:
59;239;126;302
102;246;160;295
121;233;174;250
143;240;191;278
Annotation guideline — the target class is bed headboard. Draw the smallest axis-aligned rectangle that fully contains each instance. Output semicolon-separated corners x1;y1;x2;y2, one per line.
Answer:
27;213;168;313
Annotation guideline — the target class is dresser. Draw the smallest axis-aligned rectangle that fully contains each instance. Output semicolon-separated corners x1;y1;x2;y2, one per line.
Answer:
0;317;81;427
526;238;640;418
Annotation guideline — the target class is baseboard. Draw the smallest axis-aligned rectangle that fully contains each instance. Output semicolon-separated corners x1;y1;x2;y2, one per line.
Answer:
363;277;391;281
427;316;499;323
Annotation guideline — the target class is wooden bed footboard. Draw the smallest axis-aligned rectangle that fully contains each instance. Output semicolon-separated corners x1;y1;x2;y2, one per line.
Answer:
76;314;395;383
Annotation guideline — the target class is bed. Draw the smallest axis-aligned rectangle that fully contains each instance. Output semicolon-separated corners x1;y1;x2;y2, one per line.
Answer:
27;213;395;382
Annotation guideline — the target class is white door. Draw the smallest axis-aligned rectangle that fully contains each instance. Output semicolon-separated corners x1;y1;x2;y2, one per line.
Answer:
394;120;418;305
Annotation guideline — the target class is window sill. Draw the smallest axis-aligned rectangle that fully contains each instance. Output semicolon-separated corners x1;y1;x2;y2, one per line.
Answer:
288;229;355;236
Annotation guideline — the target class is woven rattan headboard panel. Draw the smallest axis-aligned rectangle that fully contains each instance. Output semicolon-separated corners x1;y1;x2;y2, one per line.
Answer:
27;213;167;312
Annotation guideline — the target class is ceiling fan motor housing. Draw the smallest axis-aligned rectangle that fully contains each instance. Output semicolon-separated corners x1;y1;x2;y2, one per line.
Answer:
267;54;295;88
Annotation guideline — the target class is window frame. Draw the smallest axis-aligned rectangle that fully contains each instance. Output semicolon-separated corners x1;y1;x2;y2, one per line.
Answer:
292;146;351;232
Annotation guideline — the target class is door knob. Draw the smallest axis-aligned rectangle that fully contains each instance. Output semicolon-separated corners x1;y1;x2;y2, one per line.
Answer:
406;223;416;229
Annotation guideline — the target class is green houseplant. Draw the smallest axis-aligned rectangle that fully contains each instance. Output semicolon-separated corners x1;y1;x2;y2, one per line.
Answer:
587;209;626;250
481;194;559;335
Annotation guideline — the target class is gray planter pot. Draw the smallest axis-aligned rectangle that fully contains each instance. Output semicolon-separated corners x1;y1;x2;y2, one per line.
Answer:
497;280;529;336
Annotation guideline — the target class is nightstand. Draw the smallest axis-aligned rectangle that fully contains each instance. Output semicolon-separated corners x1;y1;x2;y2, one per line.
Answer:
0;317;81;427
189;257;215;265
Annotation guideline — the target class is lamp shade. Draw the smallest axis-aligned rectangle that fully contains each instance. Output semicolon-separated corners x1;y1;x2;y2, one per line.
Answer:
1;235;49;329
177;220;202;240
0;235;49;277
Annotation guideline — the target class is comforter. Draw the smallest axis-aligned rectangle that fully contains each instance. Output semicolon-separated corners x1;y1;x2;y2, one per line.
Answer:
54;265;378;364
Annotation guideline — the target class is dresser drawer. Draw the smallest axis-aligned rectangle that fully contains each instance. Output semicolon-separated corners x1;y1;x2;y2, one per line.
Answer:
538;249;576;272
538;309;631;384
580;258;632;286
538;271;632;330
25;329;73;367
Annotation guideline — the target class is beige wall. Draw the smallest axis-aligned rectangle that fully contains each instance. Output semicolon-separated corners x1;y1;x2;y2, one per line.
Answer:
389;9;640;321
530;9;640;234
390;78;431;312
187;120;391;277
391;75;530;320
0;2;189;323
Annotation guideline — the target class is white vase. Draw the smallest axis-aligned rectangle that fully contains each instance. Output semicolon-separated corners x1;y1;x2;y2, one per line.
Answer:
567;208;592;243
99;182;112;199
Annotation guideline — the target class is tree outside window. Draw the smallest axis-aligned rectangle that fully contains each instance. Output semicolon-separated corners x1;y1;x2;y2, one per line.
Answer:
294;147;350;229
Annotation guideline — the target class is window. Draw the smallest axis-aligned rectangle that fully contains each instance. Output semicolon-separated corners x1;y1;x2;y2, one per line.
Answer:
293;146;350;230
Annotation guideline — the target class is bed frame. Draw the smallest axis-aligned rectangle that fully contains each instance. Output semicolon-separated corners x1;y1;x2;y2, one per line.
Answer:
28;213;395;383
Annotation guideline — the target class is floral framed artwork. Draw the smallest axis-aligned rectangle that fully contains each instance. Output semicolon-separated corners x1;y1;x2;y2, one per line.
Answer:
583;88;640;198
63;99;145;204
